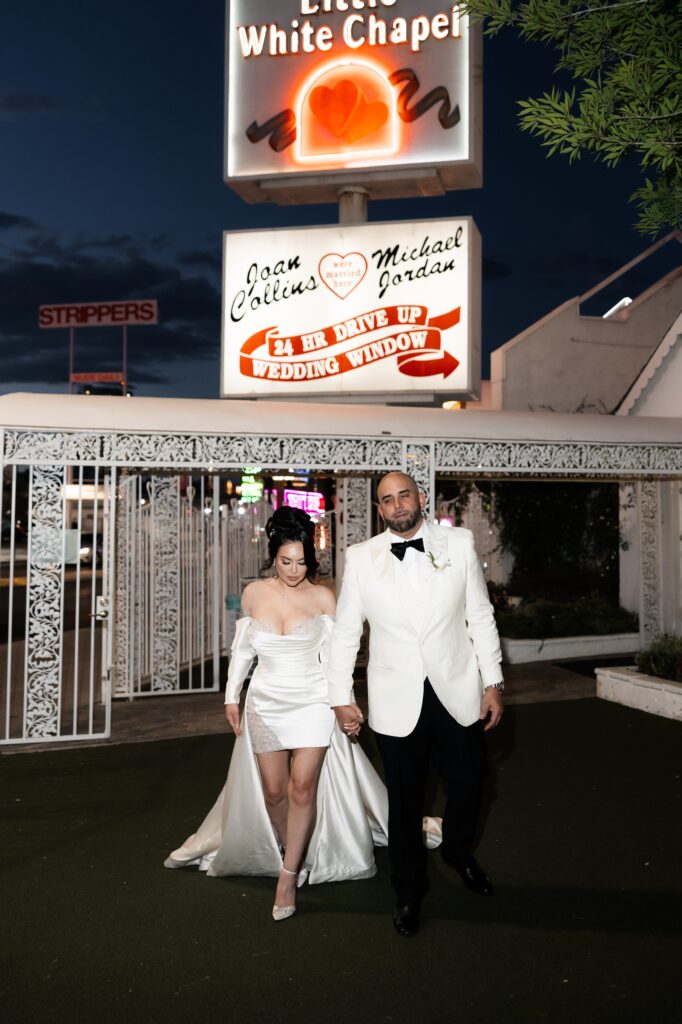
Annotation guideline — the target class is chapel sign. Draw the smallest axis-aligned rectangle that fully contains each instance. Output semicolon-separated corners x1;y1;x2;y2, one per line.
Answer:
221;217;481;400
225;1;482;203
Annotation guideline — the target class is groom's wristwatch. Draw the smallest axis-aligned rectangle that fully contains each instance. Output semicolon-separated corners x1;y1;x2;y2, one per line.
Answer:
485;682;505;692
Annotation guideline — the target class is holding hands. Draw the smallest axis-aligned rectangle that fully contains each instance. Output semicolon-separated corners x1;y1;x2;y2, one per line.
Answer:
334;703;364;739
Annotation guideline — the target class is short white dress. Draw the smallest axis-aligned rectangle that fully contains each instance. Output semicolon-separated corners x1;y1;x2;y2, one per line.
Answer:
164;615;391;883
243;616;336;752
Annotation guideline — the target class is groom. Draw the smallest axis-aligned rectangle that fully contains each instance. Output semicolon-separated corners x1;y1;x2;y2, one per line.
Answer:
327;471;504;936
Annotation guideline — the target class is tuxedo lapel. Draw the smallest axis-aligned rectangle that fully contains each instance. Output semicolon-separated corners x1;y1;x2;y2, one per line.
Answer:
370;531;394;588
419;523;449;586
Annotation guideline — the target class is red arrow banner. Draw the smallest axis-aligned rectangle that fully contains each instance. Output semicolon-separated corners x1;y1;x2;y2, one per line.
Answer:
239;304;461;382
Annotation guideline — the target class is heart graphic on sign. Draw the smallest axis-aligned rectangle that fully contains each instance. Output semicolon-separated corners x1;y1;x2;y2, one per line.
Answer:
310;79;389;144
318;252;368;300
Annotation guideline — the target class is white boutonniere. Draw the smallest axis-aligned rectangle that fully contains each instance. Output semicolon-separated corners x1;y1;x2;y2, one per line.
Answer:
427;551;451;572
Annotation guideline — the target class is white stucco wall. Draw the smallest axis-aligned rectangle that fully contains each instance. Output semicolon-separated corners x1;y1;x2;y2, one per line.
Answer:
491;270;682;414
628;334;682;417
618;315;682;634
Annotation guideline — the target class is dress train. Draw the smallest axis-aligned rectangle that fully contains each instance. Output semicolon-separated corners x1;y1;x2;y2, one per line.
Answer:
165;711;389;883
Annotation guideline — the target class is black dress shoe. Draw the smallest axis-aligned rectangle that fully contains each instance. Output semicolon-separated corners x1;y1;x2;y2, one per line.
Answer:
393;902;421;937
455;860;494;896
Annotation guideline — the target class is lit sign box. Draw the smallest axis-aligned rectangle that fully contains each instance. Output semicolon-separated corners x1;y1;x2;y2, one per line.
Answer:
221;216;481;401
284;490;326;516
39;300;158;328
225;1;481;203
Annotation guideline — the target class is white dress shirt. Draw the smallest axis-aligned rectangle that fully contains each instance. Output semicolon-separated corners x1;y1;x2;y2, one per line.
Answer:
388;523;426;592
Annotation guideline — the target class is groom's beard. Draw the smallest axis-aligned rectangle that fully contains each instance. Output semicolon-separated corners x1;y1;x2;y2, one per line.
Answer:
382;507;423;534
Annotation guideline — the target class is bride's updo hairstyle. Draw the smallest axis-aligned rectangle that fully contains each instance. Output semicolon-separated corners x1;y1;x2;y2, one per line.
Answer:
261;505;319;581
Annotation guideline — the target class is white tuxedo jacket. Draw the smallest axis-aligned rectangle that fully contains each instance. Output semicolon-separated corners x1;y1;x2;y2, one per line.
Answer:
327;522;503;736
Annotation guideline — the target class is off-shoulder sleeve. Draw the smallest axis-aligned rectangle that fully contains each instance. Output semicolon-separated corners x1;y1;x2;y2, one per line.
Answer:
224;617;256;705
318;615;335;674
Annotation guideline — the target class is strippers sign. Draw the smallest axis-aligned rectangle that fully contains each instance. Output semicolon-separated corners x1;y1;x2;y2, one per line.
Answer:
221;217;480;400
39;300;158;328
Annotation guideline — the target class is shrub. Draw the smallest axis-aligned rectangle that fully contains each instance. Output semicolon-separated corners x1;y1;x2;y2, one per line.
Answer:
636;634;682;682
496;598;639;640
486;580;510;613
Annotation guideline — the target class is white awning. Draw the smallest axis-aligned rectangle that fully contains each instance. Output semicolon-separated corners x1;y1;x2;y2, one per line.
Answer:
1;392;681;446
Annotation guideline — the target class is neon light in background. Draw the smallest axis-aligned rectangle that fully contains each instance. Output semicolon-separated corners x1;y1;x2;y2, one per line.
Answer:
240;468;264;504
283;489;326;516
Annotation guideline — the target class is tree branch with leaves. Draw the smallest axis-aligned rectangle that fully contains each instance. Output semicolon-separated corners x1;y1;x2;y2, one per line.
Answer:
461;0;682;235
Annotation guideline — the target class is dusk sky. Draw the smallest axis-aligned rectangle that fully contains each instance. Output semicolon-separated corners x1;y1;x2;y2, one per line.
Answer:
0;1;654;401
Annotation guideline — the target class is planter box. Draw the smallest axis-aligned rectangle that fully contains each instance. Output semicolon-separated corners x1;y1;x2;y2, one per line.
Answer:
501;632;639;665
596;666;682;721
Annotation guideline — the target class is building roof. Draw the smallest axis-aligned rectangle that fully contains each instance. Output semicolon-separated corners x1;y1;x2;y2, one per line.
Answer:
617;312;682;416
1;392;680;446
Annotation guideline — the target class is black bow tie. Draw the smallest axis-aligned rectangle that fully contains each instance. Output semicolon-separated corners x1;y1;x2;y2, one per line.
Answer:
390;537;425;561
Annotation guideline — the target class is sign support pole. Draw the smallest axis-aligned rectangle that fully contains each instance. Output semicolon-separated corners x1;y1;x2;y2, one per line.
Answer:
338;187;368;226
68;327;75;394
122;325;128;395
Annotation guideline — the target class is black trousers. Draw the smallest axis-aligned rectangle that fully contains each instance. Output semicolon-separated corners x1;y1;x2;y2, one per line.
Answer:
374;678;487;904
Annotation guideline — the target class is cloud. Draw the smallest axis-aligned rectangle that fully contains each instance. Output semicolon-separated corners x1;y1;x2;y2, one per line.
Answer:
179;248;222;274
6;229;174;265
0;92;60;117
0;211;40;232
72;232;172;258
0;235;221;389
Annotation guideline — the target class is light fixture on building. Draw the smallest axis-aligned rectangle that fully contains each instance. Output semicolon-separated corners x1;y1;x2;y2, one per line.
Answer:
442;401;463;410
602;296;632;319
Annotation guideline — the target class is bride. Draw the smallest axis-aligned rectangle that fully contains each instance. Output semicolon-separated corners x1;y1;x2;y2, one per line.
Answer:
164;505;389;920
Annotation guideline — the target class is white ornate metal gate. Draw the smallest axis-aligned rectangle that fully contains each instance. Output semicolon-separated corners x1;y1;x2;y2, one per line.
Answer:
0;461;115;745
2;403;681;746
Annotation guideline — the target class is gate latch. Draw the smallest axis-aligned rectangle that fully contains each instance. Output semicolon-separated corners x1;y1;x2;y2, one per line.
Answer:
91;596;109;621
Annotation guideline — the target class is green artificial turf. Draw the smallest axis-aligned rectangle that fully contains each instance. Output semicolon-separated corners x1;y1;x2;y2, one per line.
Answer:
1;699;680;1024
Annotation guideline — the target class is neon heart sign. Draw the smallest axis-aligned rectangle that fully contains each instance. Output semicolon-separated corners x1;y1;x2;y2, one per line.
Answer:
309;80;389;145
298;58;398;162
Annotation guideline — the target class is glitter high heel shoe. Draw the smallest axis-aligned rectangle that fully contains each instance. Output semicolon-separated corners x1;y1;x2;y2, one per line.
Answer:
272;866;298;922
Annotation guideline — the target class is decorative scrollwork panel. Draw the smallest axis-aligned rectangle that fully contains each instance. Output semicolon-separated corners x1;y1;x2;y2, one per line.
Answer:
3;429;682;479
4;431;112;465
113;476;135;696
436;440;682;477
112;433;403;472
405;443;434;520
639;480;661;645
149;476;180;692
336;477;372;580
25;465;65;738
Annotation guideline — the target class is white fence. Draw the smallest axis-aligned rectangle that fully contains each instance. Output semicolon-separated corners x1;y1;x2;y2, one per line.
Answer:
0;464;115;744
2;401;678;746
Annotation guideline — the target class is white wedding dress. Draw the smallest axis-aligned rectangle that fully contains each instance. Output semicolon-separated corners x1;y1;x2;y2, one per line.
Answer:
164;615;389;883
